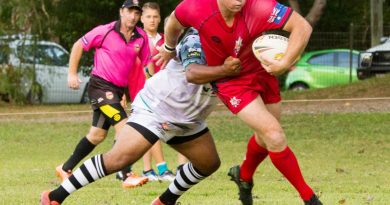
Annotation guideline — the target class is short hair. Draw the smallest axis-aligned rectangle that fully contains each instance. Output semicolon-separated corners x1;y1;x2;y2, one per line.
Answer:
142;2;160;13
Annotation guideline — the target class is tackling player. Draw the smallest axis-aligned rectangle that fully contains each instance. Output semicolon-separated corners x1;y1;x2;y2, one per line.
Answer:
40;28;242;205
157;0;322;204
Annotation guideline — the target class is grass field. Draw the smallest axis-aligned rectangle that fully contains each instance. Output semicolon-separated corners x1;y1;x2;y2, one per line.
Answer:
1;111;389;205
1;75;390;204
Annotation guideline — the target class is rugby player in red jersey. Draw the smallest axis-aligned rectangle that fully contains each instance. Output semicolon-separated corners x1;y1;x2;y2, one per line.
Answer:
156;0;322;204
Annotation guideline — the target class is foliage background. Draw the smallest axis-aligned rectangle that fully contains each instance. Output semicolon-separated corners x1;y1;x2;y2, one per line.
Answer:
1;0;390;50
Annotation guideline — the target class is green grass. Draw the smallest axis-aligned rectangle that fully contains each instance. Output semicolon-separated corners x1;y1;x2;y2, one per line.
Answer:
1;113;389;204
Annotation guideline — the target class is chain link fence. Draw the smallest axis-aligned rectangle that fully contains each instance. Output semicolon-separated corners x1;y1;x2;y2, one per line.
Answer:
308;25;390;51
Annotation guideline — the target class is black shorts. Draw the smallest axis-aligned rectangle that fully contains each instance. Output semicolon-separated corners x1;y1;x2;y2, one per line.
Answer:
88;75;127;130
88;75;125;110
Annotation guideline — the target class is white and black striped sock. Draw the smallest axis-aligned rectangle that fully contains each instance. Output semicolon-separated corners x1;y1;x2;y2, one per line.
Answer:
49;154;107;203
160;163;206;204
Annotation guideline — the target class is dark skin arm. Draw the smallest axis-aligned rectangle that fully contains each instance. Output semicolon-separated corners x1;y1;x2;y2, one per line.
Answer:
185;56;241;84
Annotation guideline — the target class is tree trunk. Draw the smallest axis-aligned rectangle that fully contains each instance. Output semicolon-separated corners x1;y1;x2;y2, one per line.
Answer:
288;0;327;27
288;0;301;14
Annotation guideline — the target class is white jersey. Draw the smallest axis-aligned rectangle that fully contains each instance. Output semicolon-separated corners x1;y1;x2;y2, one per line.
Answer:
131;28;217;125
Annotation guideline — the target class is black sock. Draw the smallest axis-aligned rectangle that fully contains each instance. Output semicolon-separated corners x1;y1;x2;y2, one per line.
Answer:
62;136;96;171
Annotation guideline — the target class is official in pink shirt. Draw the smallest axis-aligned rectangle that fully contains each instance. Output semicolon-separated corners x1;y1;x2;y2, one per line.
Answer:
49;0;151;196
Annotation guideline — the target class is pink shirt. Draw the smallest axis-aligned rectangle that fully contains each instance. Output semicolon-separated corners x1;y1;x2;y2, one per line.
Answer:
175;0;292;76
80;21;151;87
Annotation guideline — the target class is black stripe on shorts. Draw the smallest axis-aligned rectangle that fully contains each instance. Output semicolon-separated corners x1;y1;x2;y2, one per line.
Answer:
167;127;209;145
127;122;159;144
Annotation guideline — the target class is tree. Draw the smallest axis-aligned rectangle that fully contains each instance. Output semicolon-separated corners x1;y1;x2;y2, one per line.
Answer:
280;0;327;27
0;0;55;38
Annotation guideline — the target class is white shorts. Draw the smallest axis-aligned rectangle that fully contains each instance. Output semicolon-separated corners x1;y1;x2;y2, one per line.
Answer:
126;106;209;144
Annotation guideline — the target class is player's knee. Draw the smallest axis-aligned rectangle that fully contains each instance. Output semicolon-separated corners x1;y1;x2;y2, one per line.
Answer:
87;131;107;144
201;155;221;175
263;129;286;151
209;157;221;173
103;152;133;174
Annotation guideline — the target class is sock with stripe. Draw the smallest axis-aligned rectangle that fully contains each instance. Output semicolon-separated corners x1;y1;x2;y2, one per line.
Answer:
268;146;314;200
49;154;107;203
159;163;207;204
240;135;269;182
62;136;96;172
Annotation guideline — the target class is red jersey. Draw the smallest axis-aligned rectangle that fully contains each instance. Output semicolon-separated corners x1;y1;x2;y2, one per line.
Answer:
175;0;292;76
175;0;293;113
150;33;165;73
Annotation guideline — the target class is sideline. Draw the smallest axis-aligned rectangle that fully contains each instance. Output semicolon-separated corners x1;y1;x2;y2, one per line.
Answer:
1;97;390;116
283;97;390;103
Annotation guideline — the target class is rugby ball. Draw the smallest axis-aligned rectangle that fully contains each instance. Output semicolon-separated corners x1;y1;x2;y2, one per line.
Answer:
252;34;289;64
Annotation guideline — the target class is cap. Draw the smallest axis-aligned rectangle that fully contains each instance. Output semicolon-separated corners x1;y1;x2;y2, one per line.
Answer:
121;0;142;11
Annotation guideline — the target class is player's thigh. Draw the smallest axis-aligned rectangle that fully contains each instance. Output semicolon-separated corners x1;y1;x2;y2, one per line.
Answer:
237;96;286;149
87;108;116;144
265;101;282;121
113;118;128;135
170;131;220;175
103;124;153;173
237;96;281;131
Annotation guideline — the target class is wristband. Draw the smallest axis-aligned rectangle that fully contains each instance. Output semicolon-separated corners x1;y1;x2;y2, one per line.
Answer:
163;43;176;53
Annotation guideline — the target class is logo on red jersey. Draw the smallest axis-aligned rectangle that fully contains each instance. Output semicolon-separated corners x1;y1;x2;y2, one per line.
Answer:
229;96;241;108
211;36;222;44
234;37;243;56
268;3;288;24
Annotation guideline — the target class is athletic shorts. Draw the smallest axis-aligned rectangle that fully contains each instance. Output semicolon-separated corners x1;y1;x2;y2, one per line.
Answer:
88;75;127;129
213;69;281;114
126;106;209;145
88;75;125;110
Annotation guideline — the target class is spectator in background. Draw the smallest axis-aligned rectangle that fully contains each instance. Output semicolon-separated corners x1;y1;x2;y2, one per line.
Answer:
140;1;187;182
126;2;186;184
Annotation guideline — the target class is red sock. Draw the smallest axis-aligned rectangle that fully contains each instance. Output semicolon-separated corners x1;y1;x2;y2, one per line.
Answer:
239;135;268;182
268;146;314;200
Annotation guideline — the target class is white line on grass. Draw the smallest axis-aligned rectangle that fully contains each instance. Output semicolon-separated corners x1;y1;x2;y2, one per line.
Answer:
1;97;390;116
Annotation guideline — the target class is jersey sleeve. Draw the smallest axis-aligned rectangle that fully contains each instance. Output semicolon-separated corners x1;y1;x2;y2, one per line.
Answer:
178;33;206;69
246;0;292;36
174;0;201;28
79;25;106;51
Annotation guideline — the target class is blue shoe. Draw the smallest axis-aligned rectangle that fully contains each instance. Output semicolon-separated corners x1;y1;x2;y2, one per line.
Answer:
142;169;160;181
